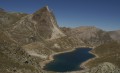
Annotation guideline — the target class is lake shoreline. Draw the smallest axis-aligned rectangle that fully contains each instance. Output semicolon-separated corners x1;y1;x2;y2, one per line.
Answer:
41;48;75;69
79;49;99;72
42;47;98;72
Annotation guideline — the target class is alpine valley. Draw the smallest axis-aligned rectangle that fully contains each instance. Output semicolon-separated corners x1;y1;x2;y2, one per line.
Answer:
0;6;120;73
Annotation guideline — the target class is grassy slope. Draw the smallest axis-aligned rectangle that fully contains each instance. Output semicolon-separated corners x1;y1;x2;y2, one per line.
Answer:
86;41;120;68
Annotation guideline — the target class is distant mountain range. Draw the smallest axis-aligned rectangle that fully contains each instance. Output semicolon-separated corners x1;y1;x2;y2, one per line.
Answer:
0;6;120;73
109;30;120;42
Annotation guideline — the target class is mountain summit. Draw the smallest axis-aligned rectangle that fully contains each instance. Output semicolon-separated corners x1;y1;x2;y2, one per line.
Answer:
8;6;65;45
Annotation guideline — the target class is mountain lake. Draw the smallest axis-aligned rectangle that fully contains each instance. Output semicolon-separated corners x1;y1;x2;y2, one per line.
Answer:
43;48;95;72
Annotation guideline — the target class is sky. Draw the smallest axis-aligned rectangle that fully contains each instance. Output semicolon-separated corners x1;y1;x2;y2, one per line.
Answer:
0;0;120;31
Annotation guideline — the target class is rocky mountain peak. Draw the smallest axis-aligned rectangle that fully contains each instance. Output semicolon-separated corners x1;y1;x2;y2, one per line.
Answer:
33;6;50;15
32;6;52;23
32;6;65;40
45;6;50;12
8;6;65;45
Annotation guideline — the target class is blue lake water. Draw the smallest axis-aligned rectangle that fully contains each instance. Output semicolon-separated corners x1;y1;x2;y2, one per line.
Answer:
43;48;95;72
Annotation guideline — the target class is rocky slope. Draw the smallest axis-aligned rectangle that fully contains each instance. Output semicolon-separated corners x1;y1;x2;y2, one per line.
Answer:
85;41;120;69
61;26;112;47
65;62;120;73
109;30;120;42
0;9;27;31
0;31;40;73
84;62;120;73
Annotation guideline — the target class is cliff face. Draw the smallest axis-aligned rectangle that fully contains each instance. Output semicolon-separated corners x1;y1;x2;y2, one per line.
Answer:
32;6;65;40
